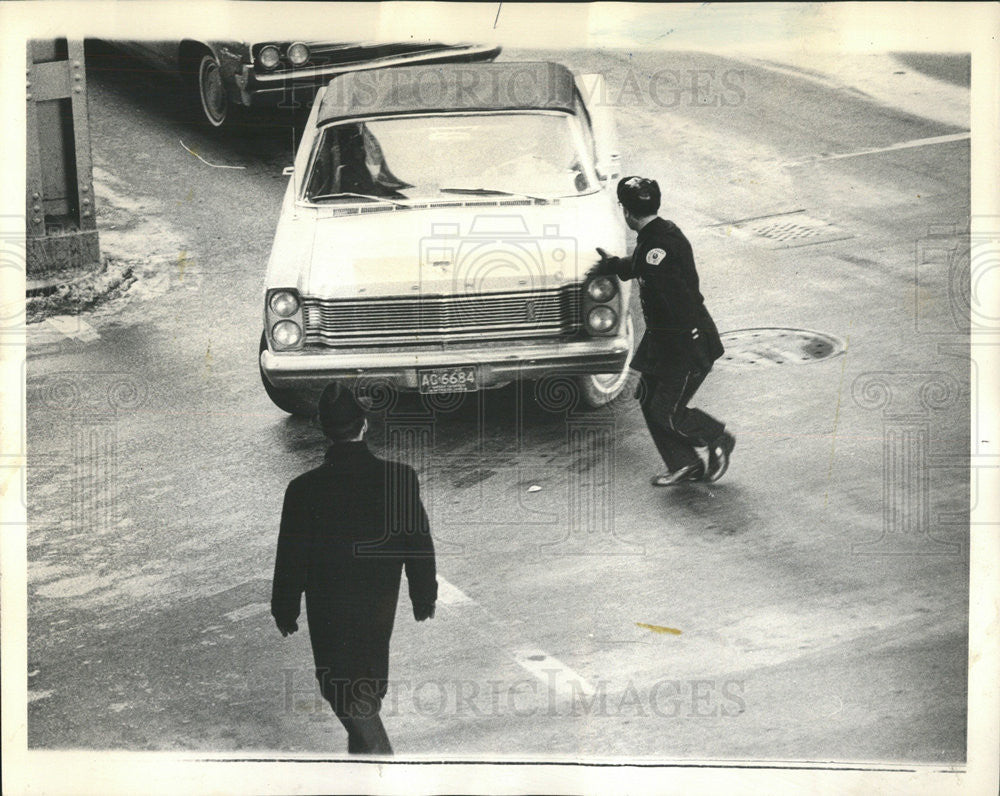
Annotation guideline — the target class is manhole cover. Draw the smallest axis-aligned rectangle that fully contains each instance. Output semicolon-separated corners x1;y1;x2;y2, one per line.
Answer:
712;211;853;248
718;327;845;367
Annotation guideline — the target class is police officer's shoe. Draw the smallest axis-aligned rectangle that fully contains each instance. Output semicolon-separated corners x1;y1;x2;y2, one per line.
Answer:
650;463;704;487
705;432;736;482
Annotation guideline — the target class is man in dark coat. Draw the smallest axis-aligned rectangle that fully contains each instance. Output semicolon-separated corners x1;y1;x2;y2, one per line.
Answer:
271;382;437;754
593;176;736;485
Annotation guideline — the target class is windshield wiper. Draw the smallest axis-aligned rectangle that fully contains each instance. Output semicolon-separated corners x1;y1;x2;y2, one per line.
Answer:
439;187;550;204
309;192;407;207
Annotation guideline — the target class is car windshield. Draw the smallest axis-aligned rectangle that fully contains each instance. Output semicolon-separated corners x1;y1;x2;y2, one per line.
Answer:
304;112;596;203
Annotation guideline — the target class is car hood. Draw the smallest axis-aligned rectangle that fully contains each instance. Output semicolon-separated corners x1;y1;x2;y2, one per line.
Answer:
267;195;625;300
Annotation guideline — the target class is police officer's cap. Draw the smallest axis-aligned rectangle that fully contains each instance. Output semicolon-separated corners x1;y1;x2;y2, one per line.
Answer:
617;176;661;215
317;382;367;439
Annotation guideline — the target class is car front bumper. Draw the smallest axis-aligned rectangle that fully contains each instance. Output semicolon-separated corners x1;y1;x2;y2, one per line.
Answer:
260;334;631;390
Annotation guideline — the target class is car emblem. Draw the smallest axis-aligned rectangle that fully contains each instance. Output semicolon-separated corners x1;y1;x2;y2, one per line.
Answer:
525;300;538;322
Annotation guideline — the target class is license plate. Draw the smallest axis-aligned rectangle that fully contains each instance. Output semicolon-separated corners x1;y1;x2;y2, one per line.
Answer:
417;366;478;394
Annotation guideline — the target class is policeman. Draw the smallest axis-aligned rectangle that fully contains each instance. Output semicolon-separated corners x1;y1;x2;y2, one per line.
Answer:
594;176;735;485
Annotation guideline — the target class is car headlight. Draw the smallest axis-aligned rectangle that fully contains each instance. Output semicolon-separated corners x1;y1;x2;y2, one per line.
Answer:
586;276;617;302
269;290;299;317
272;320;302;347
287;42;310;66
258;45;281;70
587;305;617;332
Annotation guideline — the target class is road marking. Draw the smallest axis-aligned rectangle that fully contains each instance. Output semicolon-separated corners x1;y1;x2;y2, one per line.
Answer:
785;132;970;167
436;577;474;606
512;648;596;697
437;576;597;698
223;602;270;622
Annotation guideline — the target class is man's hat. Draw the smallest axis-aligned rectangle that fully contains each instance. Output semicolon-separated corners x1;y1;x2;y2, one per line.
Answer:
617;176;661;213
317;382;366;438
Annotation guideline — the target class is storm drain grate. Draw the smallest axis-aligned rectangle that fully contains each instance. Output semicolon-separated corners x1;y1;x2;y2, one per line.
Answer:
712;211;853;248
718;327;845;367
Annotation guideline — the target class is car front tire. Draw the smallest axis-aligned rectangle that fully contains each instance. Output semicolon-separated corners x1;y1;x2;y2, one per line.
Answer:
259;333;316;416
196;52;229;128
576;313;635;408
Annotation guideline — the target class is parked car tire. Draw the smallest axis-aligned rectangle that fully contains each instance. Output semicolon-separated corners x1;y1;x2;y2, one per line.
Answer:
575;313;635;408
259;333;315;415
192;50;230;128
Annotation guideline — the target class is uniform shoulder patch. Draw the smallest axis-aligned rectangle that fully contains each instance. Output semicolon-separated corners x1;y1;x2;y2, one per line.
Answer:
646;248;666;266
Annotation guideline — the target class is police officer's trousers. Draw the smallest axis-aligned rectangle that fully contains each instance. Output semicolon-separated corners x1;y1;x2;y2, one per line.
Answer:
638;367;725;473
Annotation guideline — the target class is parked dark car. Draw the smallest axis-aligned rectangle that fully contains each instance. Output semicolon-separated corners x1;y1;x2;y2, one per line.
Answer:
108;40;502;128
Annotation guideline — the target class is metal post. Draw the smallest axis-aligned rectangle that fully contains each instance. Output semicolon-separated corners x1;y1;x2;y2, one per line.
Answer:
26;39;100;292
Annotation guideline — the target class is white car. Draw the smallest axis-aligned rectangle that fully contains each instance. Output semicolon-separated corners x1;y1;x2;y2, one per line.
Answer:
259;61;632;413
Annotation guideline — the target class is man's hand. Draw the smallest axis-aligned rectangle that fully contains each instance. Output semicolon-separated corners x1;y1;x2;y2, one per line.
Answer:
274;617;298;637
412;602;435;621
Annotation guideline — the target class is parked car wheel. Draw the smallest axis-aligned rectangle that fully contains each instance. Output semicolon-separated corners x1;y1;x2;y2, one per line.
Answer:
196;52;229;128
259;333;315;415
576;313;635;408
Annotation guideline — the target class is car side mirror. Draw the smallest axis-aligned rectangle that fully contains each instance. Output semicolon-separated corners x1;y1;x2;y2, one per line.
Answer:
596;153;621;184
282;166;295;177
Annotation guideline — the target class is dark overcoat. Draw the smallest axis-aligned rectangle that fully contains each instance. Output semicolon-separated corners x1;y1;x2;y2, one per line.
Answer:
271;441;437;715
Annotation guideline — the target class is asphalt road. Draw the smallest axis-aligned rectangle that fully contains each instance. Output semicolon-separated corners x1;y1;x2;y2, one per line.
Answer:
25;45;970;762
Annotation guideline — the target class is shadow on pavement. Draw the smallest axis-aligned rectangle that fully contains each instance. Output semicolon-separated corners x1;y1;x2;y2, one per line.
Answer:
84;39;308;169
891;53;970;88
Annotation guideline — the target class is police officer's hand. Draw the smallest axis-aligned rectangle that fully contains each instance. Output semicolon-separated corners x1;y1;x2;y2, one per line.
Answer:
275;617;298;637
589;247;616;277
413;602;435;621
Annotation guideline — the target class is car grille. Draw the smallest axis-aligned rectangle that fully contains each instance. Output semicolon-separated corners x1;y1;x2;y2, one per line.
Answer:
302;286;582;346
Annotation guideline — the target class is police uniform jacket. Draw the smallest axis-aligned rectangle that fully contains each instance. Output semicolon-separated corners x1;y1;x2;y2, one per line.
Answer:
600;216;723;375
271;441;437;715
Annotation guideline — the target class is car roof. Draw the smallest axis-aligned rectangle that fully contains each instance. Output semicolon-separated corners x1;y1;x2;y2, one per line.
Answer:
316;61;577;124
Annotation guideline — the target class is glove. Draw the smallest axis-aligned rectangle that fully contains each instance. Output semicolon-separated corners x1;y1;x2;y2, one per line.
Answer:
274;616;298;637
412;602;435;621
589;247;619;278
